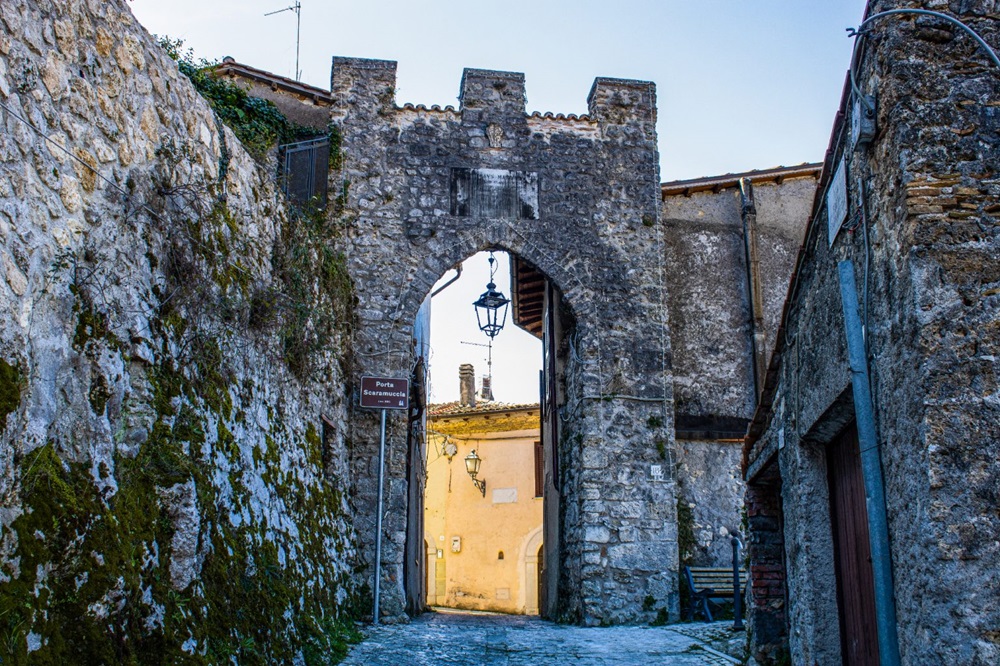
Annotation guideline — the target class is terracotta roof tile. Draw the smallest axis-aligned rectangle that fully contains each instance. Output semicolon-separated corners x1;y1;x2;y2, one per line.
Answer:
428;401;538;417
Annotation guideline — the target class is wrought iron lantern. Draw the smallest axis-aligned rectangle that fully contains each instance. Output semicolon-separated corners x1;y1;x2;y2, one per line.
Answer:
473;252;509;339
464;449;486;497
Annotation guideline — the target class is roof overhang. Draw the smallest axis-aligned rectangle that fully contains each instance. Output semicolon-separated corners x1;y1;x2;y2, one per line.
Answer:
661;163;822;199
510;255;545;339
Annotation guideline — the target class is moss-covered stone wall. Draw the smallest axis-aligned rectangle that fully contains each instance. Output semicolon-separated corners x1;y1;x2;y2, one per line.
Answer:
0;0;361;662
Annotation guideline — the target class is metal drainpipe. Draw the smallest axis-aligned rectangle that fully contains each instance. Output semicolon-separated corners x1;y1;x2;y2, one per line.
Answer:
837;260;902;666
731;535;744;631
739;178;768;401
431;264;463;297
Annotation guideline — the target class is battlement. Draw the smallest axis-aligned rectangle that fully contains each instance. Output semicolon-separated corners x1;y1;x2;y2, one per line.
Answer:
587;77;656;123
331;57;398;116
332;56;398;79
459;68;527;123
330;57;655;128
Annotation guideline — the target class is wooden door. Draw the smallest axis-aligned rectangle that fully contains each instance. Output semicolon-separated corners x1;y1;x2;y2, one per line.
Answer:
827;422;880;666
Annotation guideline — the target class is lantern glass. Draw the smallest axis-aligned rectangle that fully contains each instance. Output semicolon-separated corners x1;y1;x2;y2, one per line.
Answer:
465;450;482;478
473;283;510;339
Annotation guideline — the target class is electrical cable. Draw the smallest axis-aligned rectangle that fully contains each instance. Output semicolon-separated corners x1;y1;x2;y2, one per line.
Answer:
849;9;1000;115
581;394;670;403
569;330;597;365
844;7;1000;421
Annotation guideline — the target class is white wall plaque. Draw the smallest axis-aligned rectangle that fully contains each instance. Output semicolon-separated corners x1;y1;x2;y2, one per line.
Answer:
492;488;518;504
827;158;848;246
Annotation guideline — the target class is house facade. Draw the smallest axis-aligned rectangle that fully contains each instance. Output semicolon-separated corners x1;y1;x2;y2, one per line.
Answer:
423;369;543;615
743;3;1000;664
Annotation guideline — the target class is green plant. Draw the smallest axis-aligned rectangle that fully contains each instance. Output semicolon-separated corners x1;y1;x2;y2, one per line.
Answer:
88;374;111;414
270;203;355;380
677;498;695;567
0;359;22;429
301;616;363;665
328;124;344;170
655;437;668;461
158;37;312;158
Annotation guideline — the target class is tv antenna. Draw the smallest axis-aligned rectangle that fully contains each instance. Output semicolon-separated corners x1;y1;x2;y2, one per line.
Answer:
265;1;302;81
461;340;495;399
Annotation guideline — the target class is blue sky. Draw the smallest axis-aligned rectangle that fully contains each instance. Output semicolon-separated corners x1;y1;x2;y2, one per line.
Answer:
130;0;868;181
128;0;870;403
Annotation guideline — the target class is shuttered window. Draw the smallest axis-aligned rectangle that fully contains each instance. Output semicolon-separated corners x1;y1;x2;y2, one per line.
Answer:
534;440;544;498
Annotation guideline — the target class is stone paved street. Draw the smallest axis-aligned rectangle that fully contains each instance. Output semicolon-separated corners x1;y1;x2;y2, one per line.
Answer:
341;611;742;665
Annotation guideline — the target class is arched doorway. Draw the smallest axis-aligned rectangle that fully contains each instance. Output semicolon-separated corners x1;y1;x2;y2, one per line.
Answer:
419;251;545;616
521;526;545;615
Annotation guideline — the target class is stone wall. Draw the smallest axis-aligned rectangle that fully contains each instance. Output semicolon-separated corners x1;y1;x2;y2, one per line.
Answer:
663;175;816;428
674;440;744;566
745;1;1000;663
662;174;815;568
0;0;359;661
330;59;676;624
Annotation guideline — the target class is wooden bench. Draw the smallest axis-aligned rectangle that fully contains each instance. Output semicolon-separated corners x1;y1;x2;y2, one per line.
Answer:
684;566;747;622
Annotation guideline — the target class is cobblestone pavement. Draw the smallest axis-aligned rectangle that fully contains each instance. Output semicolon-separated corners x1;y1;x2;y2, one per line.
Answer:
341;610;743;665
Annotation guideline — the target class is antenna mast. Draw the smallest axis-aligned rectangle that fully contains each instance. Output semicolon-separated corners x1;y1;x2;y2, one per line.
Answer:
264;1;302;81
461;340;494;399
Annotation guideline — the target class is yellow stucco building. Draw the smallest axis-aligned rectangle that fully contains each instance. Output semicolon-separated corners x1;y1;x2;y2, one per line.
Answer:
424;386;543;615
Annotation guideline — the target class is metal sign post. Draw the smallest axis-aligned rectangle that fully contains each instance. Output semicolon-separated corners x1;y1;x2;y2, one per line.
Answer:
360;376;409;625
373;408;387;626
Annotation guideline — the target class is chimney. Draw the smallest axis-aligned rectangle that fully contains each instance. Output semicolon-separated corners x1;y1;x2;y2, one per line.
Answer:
459;364;476;407
480;375;494;402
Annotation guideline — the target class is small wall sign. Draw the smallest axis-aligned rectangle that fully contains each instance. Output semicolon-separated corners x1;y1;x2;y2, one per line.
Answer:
827;158;848;246
360;376;409;410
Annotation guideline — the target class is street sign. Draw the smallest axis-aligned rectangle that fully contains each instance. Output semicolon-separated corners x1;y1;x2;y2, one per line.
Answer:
360;376;410;624
360;376;409;410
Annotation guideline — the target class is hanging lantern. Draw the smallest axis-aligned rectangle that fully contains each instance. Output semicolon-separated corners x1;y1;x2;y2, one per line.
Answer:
473;252;510;339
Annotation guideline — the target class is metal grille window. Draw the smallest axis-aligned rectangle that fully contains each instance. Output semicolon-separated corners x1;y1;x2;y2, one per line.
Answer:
279;137;330;209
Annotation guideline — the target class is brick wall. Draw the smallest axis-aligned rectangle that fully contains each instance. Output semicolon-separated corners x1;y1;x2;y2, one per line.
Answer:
745;476;788;662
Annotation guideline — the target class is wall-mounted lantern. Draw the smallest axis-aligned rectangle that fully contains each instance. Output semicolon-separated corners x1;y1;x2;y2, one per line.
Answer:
464;449;486;497
473;252;509;339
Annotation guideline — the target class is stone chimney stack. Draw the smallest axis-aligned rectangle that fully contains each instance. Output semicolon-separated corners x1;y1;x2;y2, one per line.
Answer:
459;364;476;407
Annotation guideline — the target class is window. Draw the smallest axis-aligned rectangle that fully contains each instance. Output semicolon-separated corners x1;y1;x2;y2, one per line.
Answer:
279;137;329;209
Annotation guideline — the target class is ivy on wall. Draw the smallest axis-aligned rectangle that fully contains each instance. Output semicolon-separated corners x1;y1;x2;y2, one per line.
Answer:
158;37;310;158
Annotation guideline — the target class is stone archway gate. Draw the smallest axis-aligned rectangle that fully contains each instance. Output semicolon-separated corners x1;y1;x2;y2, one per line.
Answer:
332;57;676;625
